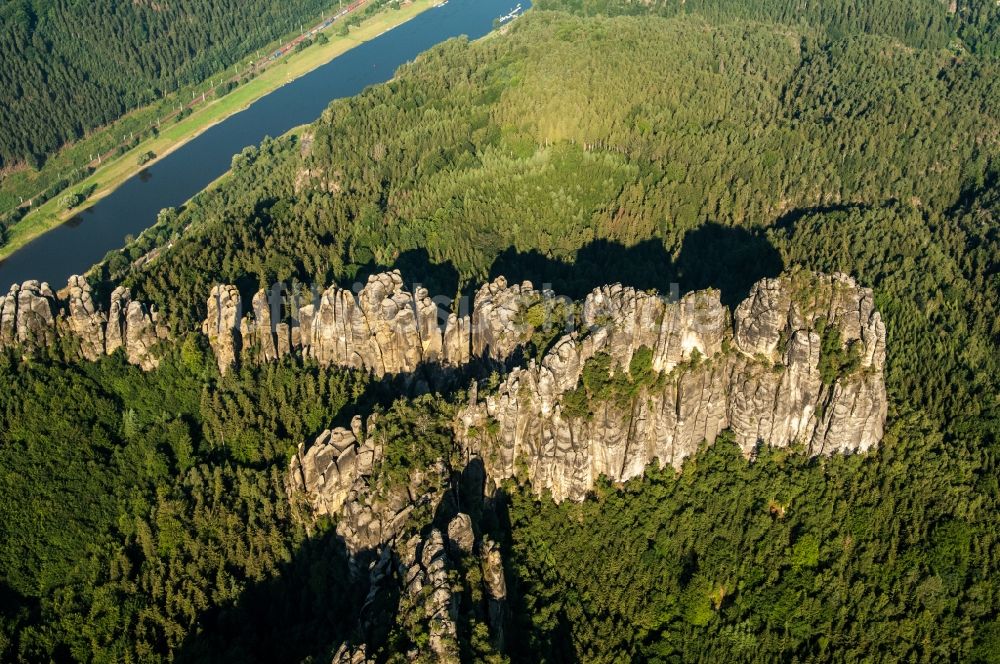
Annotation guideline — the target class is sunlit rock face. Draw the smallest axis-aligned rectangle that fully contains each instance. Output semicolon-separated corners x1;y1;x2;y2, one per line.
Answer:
288;269;886;661
203;271;545;376
0;276;167;369
458;270;887;501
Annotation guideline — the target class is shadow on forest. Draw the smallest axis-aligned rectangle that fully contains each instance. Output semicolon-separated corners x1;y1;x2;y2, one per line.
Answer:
352;224;782;309
171;456;546;663
356;248;462;300
771;202;875;231
488;222;783;307
173;528;370;664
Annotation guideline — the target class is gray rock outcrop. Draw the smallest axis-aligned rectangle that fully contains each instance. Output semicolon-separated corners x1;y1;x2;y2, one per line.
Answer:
287;415;450;554
382;519;508;663
398;530;461;664
202;285;242;374
479;535;508;649
284;269;886;660
0;277;167;368
330;644;371;664
446;513;475;556
64;276;107;361
458;270;887;501
202;270;545;376
289;270;886;508
1;280;57;350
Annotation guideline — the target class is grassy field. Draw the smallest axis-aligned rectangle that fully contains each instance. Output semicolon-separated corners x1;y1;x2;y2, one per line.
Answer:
0;0;436;262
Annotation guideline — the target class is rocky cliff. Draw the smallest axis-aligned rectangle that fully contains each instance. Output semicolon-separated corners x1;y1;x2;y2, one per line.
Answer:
0;277;168;369
288;414;508;663
286;269;886;660
329;515;508;664
203;270;547;376
290;268;886;514
459;270;887;501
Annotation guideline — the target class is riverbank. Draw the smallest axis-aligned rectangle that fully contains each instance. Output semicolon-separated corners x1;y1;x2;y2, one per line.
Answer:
0;0;435;263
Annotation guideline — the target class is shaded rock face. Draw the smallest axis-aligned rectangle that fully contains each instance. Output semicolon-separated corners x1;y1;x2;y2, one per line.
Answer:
287;415;449;554
285;269;885;660
399;529;461;664
359;517;508;663
202;270;545;376
289;417;510;662
0;277;167;369
330;643;370;664
458;271;887;501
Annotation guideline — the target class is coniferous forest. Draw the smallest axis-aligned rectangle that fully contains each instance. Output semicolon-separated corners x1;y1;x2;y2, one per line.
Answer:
1;2;999;663
0;0;336;169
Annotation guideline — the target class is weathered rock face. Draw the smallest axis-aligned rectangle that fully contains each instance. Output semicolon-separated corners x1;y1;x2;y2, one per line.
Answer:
97;286;168;370
398;529;461;663
470;276;551;363
0;277;167;368
64;276;107;361
289;419;510;662
446;513;475;556
121;293;167;371
580;283;727;375
361;515;508;663
287;414;449;554
458;270;887;501
1;281;57;350
289;269;886;507
202;285;242;374
728;272;887;456
285;269;885;660
202;270;544;376
330;643;371;664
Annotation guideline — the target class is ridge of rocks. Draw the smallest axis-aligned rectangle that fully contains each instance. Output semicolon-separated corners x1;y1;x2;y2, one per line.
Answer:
0;276;168;369
203;271;547;376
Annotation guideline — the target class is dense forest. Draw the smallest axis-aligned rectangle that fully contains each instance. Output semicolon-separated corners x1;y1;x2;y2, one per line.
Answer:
534;0;1000;55
1;4;999;662
0;0;361;169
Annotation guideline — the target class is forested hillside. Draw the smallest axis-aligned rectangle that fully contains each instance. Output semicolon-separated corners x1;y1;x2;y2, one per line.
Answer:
114;11;997;322
535;0;1000;55
1;6;999;663
0;0;353;169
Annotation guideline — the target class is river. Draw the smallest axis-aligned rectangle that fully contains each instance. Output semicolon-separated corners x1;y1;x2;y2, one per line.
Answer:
0;0;525;288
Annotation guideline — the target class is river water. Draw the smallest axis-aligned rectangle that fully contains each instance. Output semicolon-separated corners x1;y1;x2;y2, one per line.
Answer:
0;0;524;288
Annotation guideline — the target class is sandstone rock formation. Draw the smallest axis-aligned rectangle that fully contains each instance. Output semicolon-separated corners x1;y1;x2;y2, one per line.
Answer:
64;276;107;361
202;285;242;374
202;270;545;376
0;277;167;368
287;414;450;554
324;513;508;664
398;529;461;663
110;287;167;371
289;269;886;510
289;415;510;662
479;535;508;648
330;644;371;664
283;269;885;660
458;270;887;501
1;280;57;350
